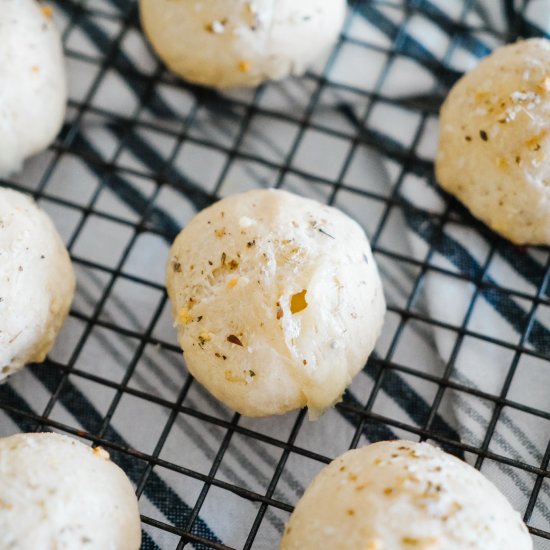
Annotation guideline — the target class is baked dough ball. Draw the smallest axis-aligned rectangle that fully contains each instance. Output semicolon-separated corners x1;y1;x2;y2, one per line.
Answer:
0;0;67;176
280;440;532;550
166;189;386;418
436;38;550;244
140;0;346;88
0;188;75;380
0;432;141;550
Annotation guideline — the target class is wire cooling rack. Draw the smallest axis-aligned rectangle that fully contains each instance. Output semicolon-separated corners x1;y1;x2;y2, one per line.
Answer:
1;0;550;548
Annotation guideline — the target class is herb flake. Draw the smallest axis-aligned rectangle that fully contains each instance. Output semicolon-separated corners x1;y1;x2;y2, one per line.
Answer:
227;334;243;346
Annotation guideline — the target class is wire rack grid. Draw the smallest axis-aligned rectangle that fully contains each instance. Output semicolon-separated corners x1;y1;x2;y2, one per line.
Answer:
1;0;550;548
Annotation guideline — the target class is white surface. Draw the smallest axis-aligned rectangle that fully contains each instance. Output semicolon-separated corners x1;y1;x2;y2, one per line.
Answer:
436;38;550;244
281;440;533;550
140;0;346;88
0;0;67;177
167;189;386;417
0;432;141;550
0;188;75;380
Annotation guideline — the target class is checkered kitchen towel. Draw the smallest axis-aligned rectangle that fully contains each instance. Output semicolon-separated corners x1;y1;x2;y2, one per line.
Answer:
1;0;550;548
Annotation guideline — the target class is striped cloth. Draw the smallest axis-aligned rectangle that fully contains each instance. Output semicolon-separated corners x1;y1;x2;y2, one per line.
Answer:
1;0;550;548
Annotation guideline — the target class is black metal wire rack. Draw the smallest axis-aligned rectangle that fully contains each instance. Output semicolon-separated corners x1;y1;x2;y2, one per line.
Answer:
1;0;550;548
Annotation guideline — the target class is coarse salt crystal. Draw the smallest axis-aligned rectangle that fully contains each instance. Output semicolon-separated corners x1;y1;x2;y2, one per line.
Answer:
511;91;539;103
211;20;225;33
239;216;256;228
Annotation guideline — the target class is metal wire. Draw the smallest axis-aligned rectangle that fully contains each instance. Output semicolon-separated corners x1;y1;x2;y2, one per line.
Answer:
1;0;549;548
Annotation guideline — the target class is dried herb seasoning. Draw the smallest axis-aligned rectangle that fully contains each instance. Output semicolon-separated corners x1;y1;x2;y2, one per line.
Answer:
227;334;243;346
